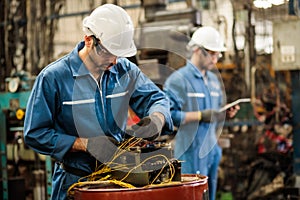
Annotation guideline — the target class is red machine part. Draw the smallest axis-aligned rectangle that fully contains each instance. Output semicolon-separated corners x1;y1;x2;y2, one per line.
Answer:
73;174;208;200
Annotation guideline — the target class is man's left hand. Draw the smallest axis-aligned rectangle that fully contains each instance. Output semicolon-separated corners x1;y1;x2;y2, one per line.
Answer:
130;113;164;140
226;105;240;118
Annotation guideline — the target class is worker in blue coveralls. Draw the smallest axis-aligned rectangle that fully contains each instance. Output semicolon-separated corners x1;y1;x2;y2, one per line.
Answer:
24;4;173;200
164;26;239;200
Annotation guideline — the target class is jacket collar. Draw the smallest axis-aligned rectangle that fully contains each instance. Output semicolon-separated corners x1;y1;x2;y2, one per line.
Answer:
186;61;204;79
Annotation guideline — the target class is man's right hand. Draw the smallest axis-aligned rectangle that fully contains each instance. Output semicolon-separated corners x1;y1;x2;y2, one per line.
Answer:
199;109;225;122
86;136;119;163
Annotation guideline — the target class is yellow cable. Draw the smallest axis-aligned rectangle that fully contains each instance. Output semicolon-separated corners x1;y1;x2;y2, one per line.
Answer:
68;137;178;198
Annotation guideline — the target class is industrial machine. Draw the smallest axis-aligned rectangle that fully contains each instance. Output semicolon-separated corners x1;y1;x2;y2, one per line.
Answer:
0;72;52;200
272;18;300;195
66;136;207;200
133;0;202;86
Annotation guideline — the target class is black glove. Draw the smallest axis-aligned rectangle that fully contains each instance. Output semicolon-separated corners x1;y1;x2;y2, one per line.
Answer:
131;114;163;141
200;109;225;123
87;136;119;163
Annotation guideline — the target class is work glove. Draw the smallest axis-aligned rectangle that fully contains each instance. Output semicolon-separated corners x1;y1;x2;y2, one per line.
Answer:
87;136;119;163
131;114;164;141
199;109;225;123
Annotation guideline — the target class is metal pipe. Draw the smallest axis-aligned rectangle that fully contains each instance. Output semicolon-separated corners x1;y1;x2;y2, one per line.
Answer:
251;66;257;102
33;169;46;200
0;108;8;200
0;3;142;27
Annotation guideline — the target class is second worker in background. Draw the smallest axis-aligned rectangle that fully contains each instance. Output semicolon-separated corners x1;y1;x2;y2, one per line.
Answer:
164;26;239;200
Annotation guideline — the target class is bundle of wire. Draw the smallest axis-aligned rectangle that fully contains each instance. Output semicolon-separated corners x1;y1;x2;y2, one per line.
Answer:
67;137;177;198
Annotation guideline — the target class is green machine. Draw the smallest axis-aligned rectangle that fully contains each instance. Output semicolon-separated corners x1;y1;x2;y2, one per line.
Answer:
0;91;52;200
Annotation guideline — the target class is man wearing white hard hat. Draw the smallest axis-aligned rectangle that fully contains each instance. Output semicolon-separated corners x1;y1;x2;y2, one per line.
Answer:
24;4;173;199
164;26;239;200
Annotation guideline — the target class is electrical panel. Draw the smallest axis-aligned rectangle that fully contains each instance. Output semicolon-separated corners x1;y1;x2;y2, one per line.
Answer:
272;19;300;71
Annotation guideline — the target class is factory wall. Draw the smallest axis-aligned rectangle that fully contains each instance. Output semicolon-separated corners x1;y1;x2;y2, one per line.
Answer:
52;0;235;62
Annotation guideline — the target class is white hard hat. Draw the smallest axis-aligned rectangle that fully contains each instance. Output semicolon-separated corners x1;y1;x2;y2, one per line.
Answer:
82;4;137;57
188;26;226;52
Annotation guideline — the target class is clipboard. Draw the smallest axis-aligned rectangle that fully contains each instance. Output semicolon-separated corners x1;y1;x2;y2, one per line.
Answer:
219;98;251;112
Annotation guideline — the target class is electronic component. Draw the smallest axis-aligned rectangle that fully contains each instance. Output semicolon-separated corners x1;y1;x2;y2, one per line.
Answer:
109;141;181;186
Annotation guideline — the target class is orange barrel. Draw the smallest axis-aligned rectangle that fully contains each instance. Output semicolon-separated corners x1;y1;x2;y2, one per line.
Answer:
73;174;208;200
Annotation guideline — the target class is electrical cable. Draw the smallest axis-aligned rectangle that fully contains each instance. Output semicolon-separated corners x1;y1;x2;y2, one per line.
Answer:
67;137;177;198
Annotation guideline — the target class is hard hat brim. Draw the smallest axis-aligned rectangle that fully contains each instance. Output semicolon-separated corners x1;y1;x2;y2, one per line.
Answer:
103;40;137;57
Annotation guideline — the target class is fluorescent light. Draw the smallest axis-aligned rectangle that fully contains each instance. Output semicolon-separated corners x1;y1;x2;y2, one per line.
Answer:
269;0;285;5
253;0;272;9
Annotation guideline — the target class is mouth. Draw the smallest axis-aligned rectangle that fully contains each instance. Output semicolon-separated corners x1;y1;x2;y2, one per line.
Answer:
97;57;117;70
97;62;114;70
105;62;114;69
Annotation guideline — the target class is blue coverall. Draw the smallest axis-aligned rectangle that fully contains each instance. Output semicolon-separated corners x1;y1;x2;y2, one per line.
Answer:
164;62;224;200
24;42;173;200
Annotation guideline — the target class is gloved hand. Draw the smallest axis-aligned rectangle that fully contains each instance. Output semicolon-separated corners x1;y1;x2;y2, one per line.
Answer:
131;114;164;141
199;109;225;123
87;136;119;163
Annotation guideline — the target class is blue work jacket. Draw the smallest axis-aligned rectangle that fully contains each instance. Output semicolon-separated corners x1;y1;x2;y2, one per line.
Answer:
24;42;173;199
164;61;224;174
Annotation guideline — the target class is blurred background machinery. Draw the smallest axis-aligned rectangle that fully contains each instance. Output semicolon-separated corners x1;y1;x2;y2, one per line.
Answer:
0;72;52;200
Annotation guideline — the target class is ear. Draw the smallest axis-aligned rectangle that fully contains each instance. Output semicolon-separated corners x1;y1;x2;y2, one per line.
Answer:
193;47;201;56
192;46;201;53
84;35;94;48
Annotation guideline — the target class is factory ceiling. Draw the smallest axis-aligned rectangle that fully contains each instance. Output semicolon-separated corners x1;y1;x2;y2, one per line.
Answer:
231;0;297;21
